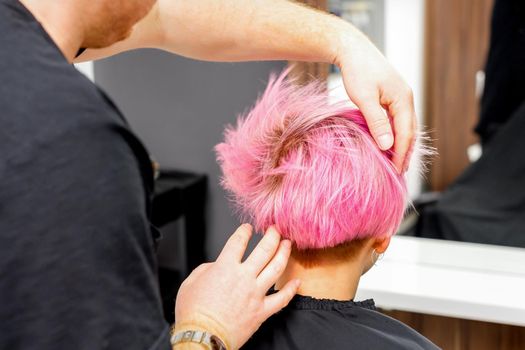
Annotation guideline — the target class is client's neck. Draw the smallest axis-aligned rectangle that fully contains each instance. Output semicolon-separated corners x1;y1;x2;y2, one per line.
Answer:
275;252;365;301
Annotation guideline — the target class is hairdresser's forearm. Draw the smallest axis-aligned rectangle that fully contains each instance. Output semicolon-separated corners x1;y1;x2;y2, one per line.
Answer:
76;0;417;173
77;0;359;67
154;0;357;65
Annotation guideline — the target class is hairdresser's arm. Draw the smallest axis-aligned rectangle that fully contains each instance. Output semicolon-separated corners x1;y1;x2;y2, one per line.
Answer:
77;0;415;172
171;224;300;350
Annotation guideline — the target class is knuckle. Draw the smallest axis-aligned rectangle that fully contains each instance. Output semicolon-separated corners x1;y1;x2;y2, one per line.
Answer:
259;241;275;256
231;231;249;247
369;117;391;132
192;264;206;274
273;251;288;273
258;233;279;254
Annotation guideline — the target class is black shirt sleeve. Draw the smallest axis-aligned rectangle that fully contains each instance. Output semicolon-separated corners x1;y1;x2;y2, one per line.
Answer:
0;1;170;348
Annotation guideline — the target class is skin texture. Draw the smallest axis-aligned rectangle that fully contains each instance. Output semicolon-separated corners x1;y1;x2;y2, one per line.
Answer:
77;0;417;173
275;237;390;301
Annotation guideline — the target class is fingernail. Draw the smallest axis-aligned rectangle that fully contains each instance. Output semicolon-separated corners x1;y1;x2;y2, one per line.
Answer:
294;279;302;288
282;240;291;249
378;134;393;150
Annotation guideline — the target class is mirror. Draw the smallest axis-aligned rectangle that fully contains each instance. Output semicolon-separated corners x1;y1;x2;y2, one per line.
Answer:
305;0;525;250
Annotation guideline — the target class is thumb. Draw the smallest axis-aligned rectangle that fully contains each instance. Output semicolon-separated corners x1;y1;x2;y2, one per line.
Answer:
262;279;301;320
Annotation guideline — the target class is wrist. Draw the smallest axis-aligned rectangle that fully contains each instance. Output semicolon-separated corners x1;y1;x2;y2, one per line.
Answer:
331;20;369;68
173;313;232;350
298;10;356;66
323;16;353;66
172;342;207;350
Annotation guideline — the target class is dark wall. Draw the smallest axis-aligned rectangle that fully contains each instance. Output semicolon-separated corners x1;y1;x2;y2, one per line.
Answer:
94;49;285;259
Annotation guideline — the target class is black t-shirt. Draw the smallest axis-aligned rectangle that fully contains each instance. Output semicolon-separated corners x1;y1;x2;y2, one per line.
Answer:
243;293;440;350
0;0;170;349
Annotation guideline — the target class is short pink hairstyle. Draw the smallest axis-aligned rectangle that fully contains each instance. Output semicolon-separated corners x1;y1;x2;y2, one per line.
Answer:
216;70;408;249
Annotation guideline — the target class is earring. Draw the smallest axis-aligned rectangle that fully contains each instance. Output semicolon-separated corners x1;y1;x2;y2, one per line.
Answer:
371;249;384;265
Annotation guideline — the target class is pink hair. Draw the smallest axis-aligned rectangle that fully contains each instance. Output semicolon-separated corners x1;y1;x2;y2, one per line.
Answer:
216;70;408;249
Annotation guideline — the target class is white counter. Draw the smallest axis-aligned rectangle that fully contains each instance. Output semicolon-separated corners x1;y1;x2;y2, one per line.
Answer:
356;236;525;327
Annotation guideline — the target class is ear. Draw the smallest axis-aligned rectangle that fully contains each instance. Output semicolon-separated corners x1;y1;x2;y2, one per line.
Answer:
372;236;391;254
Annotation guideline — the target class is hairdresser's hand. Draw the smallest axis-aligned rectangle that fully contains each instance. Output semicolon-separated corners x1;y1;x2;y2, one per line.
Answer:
174;224;300;350
336;32;416;173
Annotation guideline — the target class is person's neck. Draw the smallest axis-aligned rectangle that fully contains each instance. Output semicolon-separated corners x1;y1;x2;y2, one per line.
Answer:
19;0;84;62
275;254;364;301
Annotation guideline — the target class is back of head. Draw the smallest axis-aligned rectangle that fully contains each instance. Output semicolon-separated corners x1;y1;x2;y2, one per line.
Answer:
216;70;407;250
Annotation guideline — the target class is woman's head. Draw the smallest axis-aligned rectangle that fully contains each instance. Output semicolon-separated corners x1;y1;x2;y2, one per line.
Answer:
216;70;408;251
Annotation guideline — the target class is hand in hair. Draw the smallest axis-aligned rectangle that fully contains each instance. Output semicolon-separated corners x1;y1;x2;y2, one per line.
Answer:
216;70;410;250
334;31;416;173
